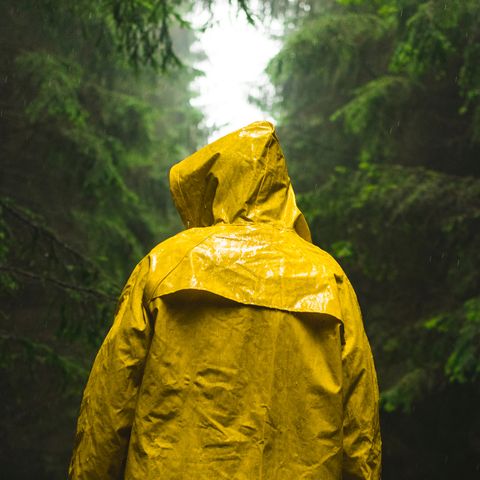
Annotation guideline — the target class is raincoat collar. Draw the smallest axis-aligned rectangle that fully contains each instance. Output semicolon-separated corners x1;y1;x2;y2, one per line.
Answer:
169;121;312;242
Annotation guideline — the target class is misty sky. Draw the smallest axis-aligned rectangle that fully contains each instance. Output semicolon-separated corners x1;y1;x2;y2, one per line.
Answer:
189;2;281;141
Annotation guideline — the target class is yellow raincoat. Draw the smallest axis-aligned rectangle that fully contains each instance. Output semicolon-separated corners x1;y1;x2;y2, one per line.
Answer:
69;121;381;479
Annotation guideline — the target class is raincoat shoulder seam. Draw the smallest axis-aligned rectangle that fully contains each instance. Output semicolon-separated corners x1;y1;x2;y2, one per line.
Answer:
144;230;220;305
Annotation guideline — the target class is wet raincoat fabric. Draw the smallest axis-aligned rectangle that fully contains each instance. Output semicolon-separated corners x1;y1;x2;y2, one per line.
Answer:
69;121;381;479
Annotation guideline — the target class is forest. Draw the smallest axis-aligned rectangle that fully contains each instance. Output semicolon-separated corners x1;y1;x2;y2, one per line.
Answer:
0;0;479;478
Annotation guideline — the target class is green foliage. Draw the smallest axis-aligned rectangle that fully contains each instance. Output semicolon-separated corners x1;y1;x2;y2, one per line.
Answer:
0;333;88;383
2;0;479;476
264;10;393;190
423;297;480;383
300;165;480;297
331;75;410;162
17;53;86;126
266;0;480;473
390;2;456;77
381;368;433;412
269;12;389;108
330;240;354;259
0;0;209;476
108;0;256;68
110;0;184;69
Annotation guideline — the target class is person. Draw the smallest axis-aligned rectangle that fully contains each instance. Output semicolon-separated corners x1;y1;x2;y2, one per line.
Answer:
69;121;381;479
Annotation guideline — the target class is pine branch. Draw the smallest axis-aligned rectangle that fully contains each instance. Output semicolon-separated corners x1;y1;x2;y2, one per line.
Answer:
0;199;92;265
0;266;117;301
0;198;121;290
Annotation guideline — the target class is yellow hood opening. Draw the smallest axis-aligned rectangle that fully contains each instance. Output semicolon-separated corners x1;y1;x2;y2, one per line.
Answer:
169;121;312;242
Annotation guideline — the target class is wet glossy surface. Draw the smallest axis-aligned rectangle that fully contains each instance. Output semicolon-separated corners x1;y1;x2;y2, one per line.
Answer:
69;121;381;479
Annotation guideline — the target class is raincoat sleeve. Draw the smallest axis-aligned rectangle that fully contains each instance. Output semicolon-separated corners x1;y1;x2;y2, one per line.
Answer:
69;258;153;480
339;277;382;479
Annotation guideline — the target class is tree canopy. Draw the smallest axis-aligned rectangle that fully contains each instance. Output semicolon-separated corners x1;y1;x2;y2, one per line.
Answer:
0;0;207;476
1;0;479;478
263;0;480;476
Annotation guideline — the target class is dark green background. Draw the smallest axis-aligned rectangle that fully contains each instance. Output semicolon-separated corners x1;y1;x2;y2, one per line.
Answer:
1;1;479;478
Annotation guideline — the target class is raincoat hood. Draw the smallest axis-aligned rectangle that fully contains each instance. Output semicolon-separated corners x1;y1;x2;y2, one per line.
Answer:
70;122;381;480
169;121;312;241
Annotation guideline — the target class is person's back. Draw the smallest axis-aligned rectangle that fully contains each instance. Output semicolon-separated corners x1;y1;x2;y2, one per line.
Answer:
69;121;381;479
